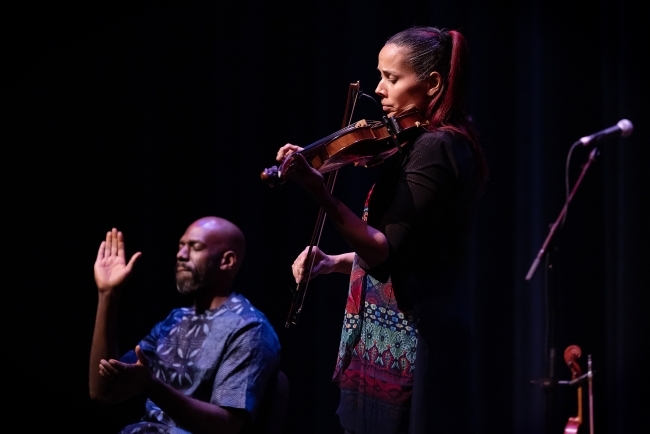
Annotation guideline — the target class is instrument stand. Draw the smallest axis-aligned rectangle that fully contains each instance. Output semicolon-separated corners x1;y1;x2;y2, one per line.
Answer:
526;146;600;434
556;355;596;434
587;355;595;434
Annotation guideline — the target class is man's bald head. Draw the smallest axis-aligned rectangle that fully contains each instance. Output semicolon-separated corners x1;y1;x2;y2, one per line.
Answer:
189;216;246;270
175;217;246;295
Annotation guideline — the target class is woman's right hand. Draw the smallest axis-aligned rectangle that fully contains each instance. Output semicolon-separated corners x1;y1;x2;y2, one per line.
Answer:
292;246;335;283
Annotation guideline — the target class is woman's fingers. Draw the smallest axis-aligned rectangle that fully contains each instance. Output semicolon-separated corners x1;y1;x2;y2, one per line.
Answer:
292;247;328;283
292;249;307;282
276;144;303;161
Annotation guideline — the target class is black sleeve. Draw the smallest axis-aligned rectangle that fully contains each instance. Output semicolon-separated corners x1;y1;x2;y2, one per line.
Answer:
360;131;469;282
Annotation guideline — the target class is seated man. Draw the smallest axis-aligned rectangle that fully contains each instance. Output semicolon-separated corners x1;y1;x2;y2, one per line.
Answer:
89;216;281;434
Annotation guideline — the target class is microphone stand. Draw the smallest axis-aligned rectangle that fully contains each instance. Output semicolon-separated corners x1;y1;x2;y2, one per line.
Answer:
526;145;600;434
529;247;559;433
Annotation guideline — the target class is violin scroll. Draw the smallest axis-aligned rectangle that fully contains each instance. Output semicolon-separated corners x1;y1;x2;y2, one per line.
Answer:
260;165;283;187
564;345;583;378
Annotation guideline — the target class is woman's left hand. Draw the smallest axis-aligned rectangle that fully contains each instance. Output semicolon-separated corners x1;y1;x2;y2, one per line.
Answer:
278;147;325;194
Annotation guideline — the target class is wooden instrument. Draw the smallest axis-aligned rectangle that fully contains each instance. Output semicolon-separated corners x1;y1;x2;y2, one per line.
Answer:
563;345;584;434
260;108;427;187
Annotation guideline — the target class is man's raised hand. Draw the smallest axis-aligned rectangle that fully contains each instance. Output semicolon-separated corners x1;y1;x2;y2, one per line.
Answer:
94;228;142;293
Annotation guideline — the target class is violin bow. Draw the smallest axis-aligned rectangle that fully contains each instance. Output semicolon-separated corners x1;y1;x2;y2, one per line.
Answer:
285;81;361;328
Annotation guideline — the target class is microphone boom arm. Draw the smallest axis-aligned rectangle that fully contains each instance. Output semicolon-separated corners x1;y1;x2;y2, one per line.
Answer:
525;146;599;281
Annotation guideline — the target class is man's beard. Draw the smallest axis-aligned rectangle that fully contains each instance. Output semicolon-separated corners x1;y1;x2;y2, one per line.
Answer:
175;260;216;295
176;270;202;294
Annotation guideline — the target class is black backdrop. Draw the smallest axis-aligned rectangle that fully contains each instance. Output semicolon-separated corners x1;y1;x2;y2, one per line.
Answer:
13;0;648;432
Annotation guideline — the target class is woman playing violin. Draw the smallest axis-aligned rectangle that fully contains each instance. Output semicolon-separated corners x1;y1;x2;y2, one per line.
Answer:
276;26;489;434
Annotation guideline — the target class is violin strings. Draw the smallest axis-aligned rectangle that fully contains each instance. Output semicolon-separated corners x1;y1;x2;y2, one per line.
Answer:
301;124;358;152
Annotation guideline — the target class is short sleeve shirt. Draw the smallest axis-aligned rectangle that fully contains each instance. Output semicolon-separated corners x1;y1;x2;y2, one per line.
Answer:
119;293;281;433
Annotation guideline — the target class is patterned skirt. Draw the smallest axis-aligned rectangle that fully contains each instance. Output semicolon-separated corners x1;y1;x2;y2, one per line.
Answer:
333;256;419;434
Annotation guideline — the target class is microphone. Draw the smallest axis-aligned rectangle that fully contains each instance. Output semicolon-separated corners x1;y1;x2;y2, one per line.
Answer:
579;119;633;145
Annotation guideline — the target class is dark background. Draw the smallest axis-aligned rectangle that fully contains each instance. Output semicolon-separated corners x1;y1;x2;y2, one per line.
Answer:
12;0;648;432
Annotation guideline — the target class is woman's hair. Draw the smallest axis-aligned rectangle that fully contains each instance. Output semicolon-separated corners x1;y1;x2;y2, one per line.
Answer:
386;27;488;192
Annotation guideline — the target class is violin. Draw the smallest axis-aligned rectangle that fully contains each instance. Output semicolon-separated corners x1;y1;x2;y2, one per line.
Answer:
564;345;584;434
260;109;428;187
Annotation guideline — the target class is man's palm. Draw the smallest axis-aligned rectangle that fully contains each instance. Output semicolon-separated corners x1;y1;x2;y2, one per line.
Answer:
94;228;141;292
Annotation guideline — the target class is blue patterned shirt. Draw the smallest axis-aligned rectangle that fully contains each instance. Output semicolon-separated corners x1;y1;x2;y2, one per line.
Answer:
119;293;281;434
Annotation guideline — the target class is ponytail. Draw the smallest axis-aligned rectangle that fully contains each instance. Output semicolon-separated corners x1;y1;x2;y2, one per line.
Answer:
429;30;468;128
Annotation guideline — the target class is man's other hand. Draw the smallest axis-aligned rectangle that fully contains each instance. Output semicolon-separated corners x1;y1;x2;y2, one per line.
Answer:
98;345;152;398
